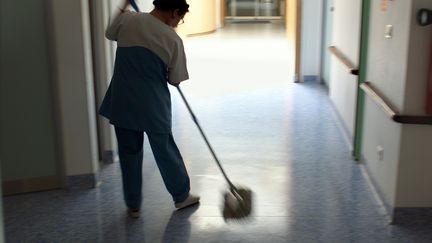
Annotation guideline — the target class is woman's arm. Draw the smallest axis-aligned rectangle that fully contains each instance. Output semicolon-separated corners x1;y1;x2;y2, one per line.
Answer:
105;0;130;41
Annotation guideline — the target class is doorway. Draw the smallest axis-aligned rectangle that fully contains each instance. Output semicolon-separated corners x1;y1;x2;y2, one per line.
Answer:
225;0;285;20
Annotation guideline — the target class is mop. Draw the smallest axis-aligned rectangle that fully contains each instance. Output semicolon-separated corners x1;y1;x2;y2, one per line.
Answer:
176;86;253;220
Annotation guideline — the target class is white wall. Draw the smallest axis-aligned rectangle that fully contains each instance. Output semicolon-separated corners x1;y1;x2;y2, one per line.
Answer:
49;0;99;177
138;0;154;12
362;0;412;209
328;0;362;140
215;0;222;28
364;1;410;111
362;100;402;207
362;0;432;209
300;0;323;77
396;0;432;207
109;0;153;12
398;126;432;207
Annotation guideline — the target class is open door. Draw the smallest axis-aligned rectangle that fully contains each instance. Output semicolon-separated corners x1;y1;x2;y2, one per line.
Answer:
286;0;302;82
220;0;225;27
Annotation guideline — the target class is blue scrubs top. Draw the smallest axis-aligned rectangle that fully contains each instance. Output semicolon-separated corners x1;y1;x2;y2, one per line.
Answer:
99;11;189;133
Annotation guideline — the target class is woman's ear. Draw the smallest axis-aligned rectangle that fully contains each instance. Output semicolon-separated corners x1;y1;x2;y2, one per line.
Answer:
173;9;181;18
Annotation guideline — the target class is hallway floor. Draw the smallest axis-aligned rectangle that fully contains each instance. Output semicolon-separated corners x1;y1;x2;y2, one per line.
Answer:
4;22;432;242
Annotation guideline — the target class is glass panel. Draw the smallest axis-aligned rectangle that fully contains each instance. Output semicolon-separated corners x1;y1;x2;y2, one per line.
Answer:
226;0;283;17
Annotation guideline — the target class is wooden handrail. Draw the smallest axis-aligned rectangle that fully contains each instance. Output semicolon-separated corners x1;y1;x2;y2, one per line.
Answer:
328;46;359;75
360;82;397;118
360;82;432;125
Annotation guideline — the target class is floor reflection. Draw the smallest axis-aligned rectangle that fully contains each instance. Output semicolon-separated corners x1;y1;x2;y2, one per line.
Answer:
162;205;199;243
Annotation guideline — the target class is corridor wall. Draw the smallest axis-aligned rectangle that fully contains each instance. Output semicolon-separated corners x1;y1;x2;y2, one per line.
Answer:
1;0;102;194
396;0;432;208
361;0;432;220
328;0;362;142
361;0;411;212
176;0;217;36
0;165;4;243
0;0;63;194
48;0;100;186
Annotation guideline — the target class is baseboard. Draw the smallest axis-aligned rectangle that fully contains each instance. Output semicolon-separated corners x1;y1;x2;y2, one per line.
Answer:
360;156;394;222
360;156;432;224
293;74;300;83
66;173;100;190
102;150;118;164
2;176;63;196
393;207;432;224
327;98;354;152
186;29;217;37
303;75;318;82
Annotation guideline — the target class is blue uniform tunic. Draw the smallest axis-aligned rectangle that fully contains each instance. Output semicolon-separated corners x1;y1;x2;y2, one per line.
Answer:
99;11;189;133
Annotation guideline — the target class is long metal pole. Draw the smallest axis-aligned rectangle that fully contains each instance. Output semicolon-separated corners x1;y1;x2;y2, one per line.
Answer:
176;86;236;190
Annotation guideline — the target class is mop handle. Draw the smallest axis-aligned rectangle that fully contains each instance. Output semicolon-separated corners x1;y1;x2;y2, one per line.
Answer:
176;86;237;189
129;0;140;12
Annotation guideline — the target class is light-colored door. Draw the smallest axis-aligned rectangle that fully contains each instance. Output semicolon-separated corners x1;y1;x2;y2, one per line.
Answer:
286;0;301;82
321;0;334;85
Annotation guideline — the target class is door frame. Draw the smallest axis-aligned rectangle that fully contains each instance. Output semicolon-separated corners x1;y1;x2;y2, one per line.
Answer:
286;0;302;82
353;0;371;160
320;0;334;85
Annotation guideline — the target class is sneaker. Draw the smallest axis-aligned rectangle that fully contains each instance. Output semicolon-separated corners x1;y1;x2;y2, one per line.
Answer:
175;194;200;209
128;208;140;218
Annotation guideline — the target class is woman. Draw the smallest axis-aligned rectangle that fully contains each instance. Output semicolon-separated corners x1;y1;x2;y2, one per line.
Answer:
99;0;199;218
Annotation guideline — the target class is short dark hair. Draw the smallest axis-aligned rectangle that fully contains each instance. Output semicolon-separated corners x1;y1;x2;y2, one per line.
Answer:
153;0;189;16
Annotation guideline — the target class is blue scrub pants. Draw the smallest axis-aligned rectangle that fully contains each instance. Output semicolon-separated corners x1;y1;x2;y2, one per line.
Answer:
114;126;190;209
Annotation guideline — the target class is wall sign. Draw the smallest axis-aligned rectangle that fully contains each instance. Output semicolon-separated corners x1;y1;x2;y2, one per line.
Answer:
381;0;388;12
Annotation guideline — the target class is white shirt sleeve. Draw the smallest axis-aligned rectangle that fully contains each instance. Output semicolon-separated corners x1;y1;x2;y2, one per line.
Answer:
168;39;189;84
105;11;132;41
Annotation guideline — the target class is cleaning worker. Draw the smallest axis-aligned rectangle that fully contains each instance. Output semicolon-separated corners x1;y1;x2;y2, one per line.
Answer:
99;0;200;218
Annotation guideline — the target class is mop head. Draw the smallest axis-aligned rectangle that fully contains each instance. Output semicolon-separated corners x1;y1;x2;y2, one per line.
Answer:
222;187;253;221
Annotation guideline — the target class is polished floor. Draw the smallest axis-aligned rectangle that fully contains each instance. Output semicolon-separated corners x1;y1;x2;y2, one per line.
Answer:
4;22;432;242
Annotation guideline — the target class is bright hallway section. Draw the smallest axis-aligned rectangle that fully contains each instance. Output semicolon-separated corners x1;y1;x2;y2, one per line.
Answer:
4;22;432;242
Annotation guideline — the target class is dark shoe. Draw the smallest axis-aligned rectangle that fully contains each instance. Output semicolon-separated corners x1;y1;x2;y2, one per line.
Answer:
128;208;140;218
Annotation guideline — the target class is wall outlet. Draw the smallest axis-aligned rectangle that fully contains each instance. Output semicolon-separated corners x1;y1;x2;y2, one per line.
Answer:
377;145;384;161
385;25;393;39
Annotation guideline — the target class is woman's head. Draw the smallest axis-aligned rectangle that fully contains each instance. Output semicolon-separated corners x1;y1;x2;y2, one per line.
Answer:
153;0;189;16
152;0;189;27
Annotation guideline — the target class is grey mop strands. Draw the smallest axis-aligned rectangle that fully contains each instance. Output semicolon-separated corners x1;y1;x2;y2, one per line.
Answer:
176;86;253;220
